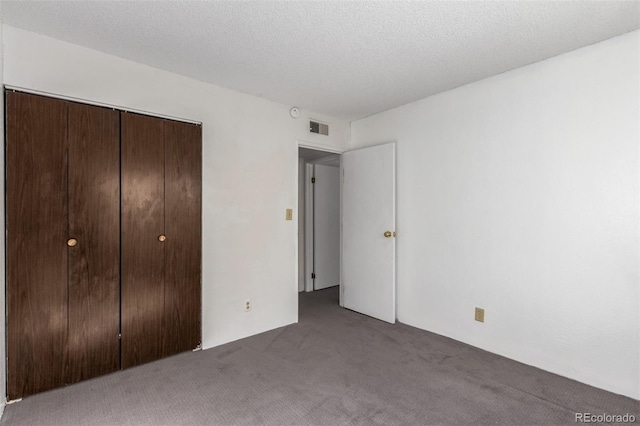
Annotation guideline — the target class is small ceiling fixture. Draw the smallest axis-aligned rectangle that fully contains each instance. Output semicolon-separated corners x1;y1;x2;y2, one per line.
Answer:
289;107;300;119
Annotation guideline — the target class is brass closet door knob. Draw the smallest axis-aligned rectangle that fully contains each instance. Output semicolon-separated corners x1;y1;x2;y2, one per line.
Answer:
158;235;166;242
384;231;392;238
67;238;78;247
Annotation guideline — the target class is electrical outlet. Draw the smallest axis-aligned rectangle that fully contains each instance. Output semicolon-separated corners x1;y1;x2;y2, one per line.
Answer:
285;209;293;220
244;299;252;312
475;307;485;323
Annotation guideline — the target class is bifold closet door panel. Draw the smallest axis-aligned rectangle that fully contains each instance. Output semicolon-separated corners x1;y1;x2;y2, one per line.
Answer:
121;113;166;369
6;92;68;399
67;103;120;383
163;121;202;356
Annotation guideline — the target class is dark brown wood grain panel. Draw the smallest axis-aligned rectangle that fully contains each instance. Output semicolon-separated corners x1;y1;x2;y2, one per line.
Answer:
121;112;166;369
6;92;68;399
163;121;202;356
67;103;120;383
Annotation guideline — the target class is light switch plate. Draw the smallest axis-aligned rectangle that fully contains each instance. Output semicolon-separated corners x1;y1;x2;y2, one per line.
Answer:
285;209;293;220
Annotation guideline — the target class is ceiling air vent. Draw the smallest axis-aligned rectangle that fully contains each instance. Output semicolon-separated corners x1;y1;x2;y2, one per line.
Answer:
310;120;329;136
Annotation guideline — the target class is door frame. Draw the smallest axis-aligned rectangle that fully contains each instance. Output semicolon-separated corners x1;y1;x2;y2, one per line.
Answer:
304;162;314;292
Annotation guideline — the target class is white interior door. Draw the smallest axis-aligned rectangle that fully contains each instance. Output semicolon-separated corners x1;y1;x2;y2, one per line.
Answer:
313;164;340;290
342;143;396;323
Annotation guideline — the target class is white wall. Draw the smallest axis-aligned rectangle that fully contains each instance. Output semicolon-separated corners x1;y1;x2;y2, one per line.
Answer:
0;12;6;412
1;26;349;350
351;31;640;399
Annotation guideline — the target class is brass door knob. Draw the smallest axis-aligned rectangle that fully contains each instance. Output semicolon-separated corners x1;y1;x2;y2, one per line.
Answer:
67;238;78;247
158;234;166;242
384;231;392;238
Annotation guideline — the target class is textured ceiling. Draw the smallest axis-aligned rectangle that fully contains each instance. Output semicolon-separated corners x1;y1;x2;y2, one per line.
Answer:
2;1;639;120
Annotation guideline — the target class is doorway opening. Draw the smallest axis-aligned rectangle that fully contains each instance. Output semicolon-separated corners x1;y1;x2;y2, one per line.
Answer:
296;141;397;323
298;146;341;307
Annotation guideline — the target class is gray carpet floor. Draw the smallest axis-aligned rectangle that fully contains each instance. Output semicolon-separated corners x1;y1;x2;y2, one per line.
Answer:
1;287;637;425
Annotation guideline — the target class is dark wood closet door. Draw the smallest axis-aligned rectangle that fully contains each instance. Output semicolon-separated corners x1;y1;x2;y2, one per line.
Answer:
6;92;68;399
121;113;166;368
163;121;202;356
67;103;120;383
